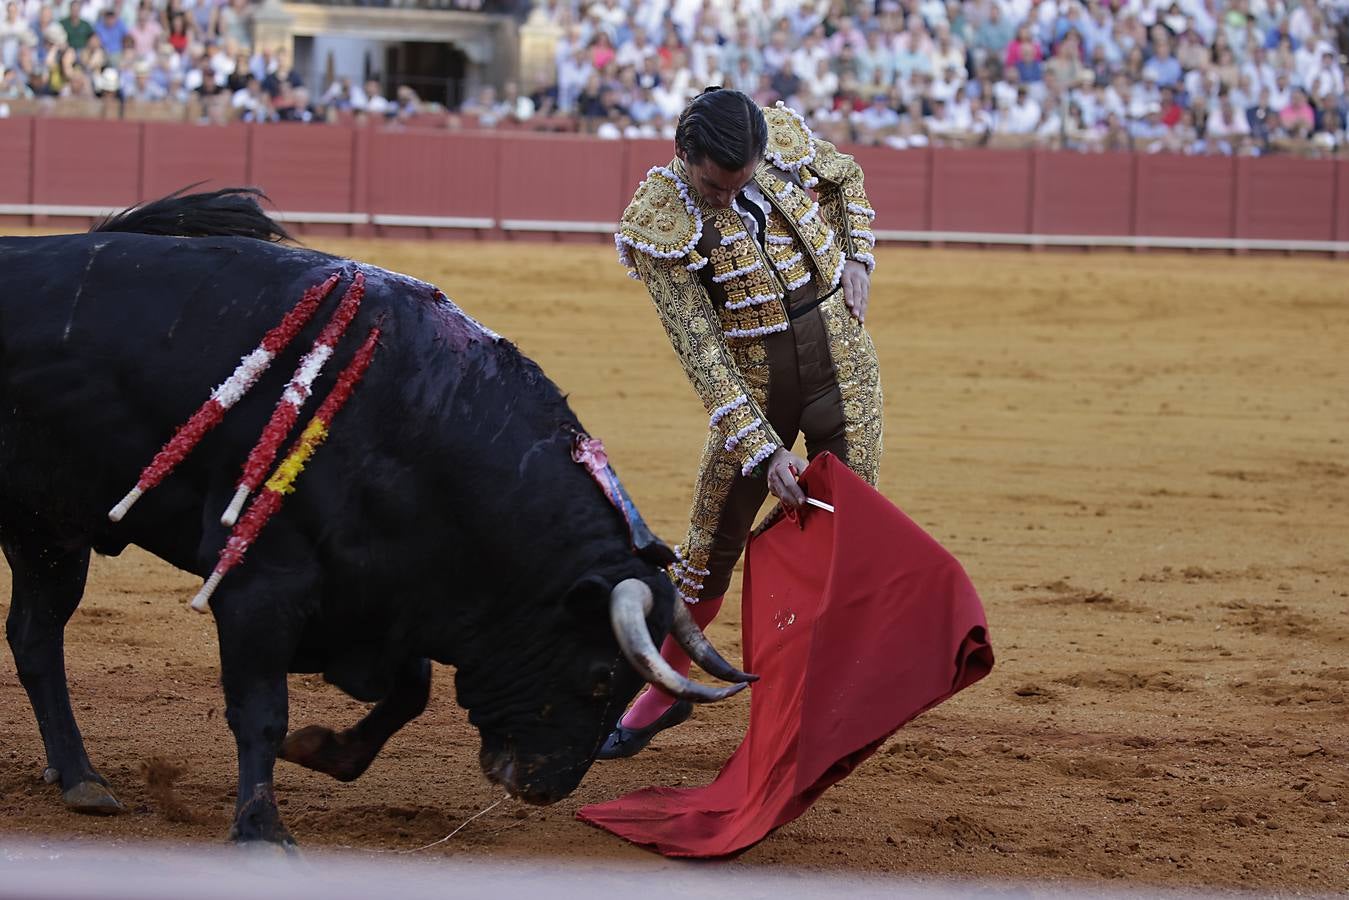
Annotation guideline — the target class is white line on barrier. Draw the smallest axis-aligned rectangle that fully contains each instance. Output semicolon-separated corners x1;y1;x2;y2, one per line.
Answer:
372;214;495;229
870;229;1349;253
499;219;617;233
1;204;1345;253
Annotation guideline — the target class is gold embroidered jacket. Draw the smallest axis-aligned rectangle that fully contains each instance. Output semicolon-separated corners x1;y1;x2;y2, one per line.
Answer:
616;103;878;477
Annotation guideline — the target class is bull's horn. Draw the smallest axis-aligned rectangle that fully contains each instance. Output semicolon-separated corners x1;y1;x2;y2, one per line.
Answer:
670;598;758;684
609;579;747;703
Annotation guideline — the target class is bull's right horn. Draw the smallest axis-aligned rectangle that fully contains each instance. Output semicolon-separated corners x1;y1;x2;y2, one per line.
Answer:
609;579;747;703
670;598;758;684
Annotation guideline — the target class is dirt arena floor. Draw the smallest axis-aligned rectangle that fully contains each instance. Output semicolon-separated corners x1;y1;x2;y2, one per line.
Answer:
1;239;1345;894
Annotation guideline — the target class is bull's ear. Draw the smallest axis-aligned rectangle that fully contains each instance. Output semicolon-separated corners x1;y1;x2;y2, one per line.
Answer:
563;574;612;615
634;536;677;567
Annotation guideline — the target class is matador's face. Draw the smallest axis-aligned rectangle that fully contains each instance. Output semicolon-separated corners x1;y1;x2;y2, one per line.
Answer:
678;150;760;210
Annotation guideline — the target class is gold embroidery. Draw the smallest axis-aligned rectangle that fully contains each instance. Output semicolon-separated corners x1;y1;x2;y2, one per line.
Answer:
762;103;814;170
818;296;883;485
629;251;781;478
617;168;700;260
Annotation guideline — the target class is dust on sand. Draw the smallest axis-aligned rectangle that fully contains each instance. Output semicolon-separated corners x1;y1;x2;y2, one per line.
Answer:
1;243;1345;892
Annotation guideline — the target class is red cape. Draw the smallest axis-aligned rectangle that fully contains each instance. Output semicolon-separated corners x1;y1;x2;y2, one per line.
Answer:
579;454;994;857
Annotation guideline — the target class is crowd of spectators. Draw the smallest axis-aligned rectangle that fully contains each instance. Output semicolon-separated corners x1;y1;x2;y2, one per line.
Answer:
516;0;1349;156
0;0;437;122
3;0;1345;156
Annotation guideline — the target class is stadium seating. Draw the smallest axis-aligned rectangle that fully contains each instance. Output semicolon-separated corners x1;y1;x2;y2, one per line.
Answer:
0;0;1344;156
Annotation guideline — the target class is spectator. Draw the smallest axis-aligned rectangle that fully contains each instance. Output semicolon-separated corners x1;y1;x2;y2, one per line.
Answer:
1015;38;1044;83
1142;35;1183;87
165;12;188;55
1158;85;1183;127
857;28;895;86
1064;102;1102;151
0;63;31;98
262;50;301;99
60;0;92;51
1307;47;1344;99
1001;84;1042;133
1207;92;1252;153
929;23;964;75
1130;103;1169;149
499;80;534;122
803;56;837;110
94;7;125;64
359;79;391;117
129;6;161;59
217;0;250;49
1045;30;1085;86
0;2;33;70
1005;23;1042;70
275;84;314;122
124;59;166;102
853;91;901;144
226;50;252;92
61;64;94;98
1279;87;1316;137
975;4;1015;66
1313;107;1344;153
461;83;500;125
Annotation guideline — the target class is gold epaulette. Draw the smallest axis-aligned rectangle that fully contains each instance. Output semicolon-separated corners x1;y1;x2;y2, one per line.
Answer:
762;102;816;173
615;165;705;273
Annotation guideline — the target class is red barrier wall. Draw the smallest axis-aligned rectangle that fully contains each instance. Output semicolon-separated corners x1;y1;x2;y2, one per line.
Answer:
1031;151;1134;236
852;146;931;231
497;132;627;223
931;149;1033;233
249;124;357;212
0;121;1342;248
367;129;499;220
1337;161;1349;242
1233;157;1337;241
0;119;32;204
142;123;249;199
1135;154;1236;238
34;118;142;207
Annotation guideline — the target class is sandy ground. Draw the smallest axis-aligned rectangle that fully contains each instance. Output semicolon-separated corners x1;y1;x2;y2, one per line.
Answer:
0;239;1345;894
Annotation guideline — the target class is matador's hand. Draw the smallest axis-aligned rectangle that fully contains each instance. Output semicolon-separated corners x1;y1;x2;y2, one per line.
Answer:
765;447;808;509
841;259;870;323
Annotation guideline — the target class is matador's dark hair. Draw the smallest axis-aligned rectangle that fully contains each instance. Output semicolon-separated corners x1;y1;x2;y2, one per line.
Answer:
675;87;768;170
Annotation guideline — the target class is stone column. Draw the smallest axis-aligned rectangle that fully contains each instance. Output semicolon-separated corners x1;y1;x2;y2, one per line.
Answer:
253;0;295;58
517;1;560;95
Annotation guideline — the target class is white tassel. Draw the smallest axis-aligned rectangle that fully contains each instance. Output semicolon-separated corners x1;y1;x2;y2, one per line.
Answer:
107;486;143;523
190;570;225;613
220;485;251;527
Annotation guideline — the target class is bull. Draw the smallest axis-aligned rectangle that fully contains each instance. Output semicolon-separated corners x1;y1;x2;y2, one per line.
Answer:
0;188;752;846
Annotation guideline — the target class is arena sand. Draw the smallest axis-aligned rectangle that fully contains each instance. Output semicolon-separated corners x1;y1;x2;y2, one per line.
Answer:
0;241;1345;893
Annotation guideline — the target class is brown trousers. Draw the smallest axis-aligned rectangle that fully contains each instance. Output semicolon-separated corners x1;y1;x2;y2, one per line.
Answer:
698;303;854;599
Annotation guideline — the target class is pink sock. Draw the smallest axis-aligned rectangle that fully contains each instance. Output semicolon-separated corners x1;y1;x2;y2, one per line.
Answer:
620;595;724;730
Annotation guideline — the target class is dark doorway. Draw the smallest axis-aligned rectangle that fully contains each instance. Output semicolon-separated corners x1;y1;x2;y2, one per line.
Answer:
384;41;468;108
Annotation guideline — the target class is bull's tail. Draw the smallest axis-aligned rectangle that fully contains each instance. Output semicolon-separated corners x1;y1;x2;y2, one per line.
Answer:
92;186;293;244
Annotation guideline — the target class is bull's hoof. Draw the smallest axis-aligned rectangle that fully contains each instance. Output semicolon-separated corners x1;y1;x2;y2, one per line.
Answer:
279;725;370;782
228;833;299;856
62;780;124;815
229;783;297;850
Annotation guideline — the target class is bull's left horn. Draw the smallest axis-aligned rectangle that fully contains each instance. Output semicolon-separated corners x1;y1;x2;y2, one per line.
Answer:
670;598;758;684
609;579;747;703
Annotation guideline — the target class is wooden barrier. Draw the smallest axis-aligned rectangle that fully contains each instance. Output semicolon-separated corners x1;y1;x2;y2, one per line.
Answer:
0;120;1342;252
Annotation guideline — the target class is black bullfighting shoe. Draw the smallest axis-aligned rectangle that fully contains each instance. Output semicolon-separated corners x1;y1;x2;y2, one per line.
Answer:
595;700;693;760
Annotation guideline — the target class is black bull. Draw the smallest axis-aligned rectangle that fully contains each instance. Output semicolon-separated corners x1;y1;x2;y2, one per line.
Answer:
0;209;743;845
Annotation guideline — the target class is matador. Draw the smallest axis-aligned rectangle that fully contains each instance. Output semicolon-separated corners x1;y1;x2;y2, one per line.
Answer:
598;89;884;759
